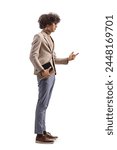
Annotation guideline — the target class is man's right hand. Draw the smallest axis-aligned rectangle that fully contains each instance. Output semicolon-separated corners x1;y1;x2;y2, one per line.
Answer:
41;67;52;78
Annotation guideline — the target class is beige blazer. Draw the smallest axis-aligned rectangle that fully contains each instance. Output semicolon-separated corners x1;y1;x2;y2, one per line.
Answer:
30;31;68;78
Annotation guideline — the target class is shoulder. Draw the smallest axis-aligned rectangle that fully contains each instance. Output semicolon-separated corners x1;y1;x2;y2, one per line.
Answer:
34;33;42;40
32;33;42;45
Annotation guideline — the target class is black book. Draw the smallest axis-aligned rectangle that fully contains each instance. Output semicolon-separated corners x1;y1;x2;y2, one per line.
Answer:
42;62;53;72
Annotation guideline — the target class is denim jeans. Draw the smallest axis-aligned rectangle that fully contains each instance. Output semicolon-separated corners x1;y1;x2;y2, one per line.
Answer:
35;75;55;134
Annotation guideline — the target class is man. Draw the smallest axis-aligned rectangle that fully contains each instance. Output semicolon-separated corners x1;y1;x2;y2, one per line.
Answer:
30;13;78;144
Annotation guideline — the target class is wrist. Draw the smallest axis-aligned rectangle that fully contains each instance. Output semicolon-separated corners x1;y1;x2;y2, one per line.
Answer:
40;69;45;75
67;57;70;62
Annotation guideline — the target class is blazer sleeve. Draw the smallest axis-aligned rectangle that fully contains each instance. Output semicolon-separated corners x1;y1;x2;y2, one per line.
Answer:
30;34;44;72
53;52;69;64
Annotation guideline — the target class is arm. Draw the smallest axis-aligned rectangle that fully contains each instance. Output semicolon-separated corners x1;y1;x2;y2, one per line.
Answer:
53;52;69;64
53;51;79;64
30;34;44;72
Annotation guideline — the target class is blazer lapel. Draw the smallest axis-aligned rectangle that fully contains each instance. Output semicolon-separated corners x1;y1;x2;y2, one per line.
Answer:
50;36;54;51
41;31;54;52
44;36;52;51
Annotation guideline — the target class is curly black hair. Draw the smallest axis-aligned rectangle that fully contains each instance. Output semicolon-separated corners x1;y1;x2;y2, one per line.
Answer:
38;13;60;29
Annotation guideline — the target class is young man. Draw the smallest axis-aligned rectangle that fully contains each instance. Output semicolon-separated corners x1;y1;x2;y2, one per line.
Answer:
30;13;78;144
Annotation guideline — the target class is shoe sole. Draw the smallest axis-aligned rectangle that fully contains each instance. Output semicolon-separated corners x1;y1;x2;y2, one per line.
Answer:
48;137;58;140
35;141;54;144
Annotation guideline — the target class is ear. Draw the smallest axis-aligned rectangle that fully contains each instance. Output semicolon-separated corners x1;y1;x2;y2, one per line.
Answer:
44;25;49;29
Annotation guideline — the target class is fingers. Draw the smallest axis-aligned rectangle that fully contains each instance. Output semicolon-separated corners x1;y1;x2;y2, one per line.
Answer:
47;67;52;71
71;52;79;56
69;51;79;61
46;67;52;75
75;53;79;56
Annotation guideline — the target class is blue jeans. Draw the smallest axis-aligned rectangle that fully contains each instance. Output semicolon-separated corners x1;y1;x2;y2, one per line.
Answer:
35;75;55;134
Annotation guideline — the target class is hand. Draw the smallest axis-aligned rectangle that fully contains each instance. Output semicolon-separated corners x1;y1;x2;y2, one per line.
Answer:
68;52;79;61
41;67;51;77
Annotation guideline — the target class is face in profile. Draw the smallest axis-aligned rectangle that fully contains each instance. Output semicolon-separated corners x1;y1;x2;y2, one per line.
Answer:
47;23;58;32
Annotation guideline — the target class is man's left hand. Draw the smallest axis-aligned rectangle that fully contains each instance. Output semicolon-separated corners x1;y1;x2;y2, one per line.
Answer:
68;52;79;61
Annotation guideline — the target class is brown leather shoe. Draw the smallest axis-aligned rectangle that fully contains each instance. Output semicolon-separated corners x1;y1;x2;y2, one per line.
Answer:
36;134;54;144
43;131;58;140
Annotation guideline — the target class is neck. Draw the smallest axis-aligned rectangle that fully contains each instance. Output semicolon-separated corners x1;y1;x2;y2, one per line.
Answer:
43;29;51;35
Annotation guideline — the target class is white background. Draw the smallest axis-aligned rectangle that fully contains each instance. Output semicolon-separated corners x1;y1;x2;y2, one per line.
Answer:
0;0;117;150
